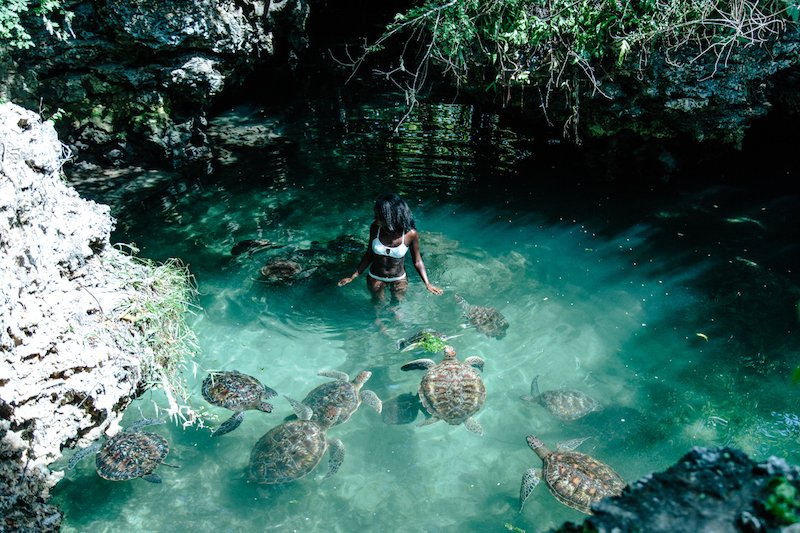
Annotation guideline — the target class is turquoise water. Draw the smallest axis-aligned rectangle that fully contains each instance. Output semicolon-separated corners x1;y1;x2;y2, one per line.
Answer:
53;96;800;532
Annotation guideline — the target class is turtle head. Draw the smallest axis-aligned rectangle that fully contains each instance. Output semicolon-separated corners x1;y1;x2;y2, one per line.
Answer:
526;435;548;459
443;345;457;359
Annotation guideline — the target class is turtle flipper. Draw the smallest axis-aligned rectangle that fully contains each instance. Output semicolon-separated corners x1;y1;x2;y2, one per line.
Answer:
67;442;101;470
557;436;589;451
416;415;441;428
519;468;541;512
126;418;166;432
464;417;483;436
530;375;541;397
400;359;435;371
212;412;244;437
360;390;382;414
141;473;162;483
285;396;314;421
463;356;484;371
323;438;345;479
318;369;349;381
262;384;278;399
256;400;274;413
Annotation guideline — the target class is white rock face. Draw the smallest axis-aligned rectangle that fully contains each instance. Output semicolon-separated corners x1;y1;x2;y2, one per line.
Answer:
0;103;156;478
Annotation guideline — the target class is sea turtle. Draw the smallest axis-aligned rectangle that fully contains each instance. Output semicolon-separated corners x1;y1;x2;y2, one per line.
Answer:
201;370;278;437
248;397;345;484
520;375;601;421
519;435;625;515
401;345;486;435
259;256;317;284
396;329;461;352
381;392;423;425
455;294;509;339
298;370;382;426
67;419;176;483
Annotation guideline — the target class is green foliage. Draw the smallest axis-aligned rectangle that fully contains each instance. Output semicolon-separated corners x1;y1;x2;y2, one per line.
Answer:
106;244;203;428
763;477;800;525
0;0;71;50
786;0;800;22
0;0;34;48
418;332;447;353
362;0;793;130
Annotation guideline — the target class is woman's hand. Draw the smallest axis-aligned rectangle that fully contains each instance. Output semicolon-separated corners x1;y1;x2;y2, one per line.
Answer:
426;283;444;296
338;275;356;287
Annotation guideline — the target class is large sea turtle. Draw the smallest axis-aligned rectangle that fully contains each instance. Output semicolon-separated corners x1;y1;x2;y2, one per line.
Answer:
68;419;176;483
401;345;486;435
298;370;382;426
519;435;625;515
259;256;317;284
248;398;345;484
520;375;600;421
455;294;509;339
201;370;278;437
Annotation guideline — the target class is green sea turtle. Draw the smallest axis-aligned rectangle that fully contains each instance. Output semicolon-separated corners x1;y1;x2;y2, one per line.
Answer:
396;329;461;352
519;435;625;515
401;345;486;435
68;419;176;483
248;398;345;484
521;375;601;421
298;370;382;426
201;370;278;437
259;256;317;284
455;294;509;339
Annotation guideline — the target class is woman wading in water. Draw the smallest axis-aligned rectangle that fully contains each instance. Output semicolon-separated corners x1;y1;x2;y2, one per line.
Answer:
338;193;443;304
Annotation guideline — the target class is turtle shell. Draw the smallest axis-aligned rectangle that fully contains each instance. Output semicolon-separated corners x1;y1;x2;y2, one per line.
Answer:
248;419;327;484
201;371;275;411
537;390;599;421
301;380;360;426
455;295;508;339
418;358;486;425
95;431;169;481
542;450;626;514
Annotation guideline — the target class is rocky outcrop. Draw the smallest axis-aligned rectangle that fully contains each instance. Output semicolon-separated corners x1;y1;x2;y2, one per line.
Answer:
0;0;309;173
1;421;62;532
583;26;800;147
553;447;800;533
0;102;184;530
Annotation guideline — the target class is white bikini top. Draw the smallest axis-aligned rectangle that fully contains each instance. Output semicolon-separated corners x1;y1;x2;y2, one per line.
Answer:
372;227;408;259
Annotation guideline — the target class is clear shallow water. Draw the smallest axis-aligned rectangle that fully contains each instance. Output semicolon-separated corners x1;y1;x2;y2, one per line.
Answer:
54;96;800;532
